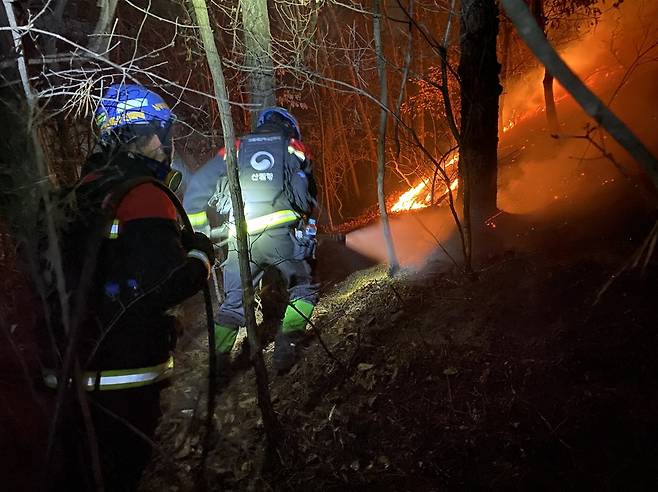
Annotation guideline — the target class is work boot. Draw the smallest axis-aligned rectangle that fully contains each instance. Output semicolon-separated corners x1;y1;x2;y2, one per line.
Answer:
273;300;315;373
213;323;238;380
282;299;315;333
273;330;304;374
213;351;232;381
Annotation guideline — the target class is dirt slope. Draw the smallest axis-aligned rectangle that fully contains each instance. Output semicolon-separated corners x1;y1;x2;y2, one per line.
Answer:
141;176;658;491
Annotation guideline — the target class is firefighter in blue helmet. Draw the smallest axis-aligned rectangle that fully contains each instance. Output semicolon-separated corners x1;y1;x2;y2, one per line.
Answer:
43;84;214;491
184;106;319;375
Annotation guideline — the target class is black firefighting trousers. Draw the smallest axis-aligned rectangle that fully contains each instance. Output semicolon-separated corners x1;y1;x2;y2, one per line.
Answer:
52;385;162;492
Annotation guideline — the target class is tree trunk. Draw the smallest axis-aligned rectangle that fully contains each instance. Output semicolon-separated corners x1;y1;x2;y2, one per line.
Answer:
319;37;360;198
87;0;119;54
373;0;399;275
498;15;511;134
543;69;559;133
335;103;361;198
2;1;106;483
439;0;460;147
241;0;276;122
188;0;280;444
531;0;559;133
458;0;501;224
328;5;379;186
392;0;414;159
349;52;379;185
318;100;335;229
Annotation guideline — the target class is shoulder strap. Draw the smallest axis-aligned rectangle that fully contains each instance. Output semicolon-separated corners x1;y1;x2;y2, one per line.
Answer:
269;137;290;207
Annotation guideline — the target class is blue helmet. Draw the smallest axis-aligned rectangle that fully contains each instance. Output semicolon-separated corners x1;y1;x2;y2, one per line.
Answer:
256;106;301;140
95;83;173;137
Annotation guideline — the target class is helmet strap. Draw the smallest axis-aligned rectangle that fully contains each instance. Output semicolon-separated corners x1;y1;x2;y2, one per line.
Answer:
139;156;179;191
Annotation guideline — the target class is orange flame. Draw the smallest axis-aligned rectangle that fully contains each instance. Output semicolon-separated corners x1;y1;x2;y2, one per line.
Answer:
391;182;430;212
502;120;516;133
391;154;459;212
391;106;533;212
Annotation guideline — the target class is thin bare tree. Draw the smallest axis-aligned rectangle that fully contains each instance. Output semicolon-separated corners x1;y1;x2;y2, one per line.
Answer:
373;0;400;275
241;0;276;118
188;0;281;448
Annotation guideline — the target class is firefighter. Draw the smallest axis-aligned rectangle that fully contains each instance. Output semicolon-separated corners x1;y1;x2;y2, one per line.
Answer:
42;84;214;491
183;107;319;375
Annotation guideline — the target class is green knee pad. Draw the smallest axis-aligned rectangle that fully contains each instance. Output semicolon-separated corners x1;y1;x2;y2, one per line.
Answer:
214;323;238;354
282;299;315;334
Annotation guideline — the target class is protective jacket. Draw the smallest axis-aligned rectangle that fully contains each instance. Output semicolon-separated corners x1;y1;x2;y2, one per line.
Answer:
183;124;317;235
42;152;210;391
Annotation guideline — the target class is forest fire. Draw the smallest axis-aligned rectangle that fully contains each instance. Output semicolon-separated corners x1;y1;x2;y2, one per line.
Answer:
391;181;432;212
2;0;657;489
389;101;538;213
391;154;459;212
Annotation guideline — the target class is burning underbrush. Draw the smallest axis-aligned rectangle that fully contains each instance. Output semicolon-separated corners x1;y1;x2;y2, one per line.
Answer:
375;0;658;254
389;154;460;214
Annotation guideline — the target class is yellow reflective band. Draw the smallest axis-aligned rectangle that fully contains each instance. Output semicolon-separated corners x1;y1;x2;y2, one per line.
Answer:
42;356;175;392
288;146;305;161
101;111;147;131
108;219;120;239
229;209;299;236
188;211;209;229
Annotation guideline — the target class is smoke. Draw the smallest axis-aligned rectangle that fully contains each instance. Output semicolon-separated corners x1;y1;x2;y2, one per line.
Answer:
347;0;658;267
501;0;658;129
346;206;458;266
499;0;658;215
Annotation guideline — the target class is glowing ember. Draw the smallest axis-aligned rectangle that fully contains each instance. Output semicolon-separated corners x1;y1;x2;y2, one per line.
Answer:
502;120;516;133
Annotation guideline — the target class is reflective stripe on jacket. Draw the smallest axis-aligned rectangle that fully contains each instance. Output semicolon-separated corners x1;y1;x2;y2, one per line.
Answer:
227;209;300;236
187;210;210;232
43;355;174;391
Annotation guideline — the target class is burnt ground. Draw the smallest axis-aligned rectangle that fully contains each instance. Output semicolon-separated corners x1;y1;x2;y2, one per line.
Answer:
140;177;658;491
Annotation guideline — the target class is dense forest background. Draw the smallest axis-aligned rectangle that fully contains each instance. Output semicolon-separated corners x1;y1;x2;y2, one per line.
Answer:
1;0;658;490
3;0;649;220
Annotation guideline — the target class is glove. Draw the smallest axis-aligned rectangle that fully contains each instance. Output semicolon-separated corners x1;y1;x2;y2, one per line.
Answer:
182;229;215;264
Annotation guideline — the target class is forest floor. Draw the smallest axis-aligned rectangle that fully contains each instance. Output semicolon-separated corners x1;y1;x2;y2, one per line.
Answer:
4;65;657;488
141;174;658;491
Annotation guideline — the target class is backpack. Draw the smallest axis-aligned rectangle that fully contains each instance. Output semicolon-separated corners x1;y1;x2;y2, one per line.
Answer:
210;131;315;218
38;170;160;365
